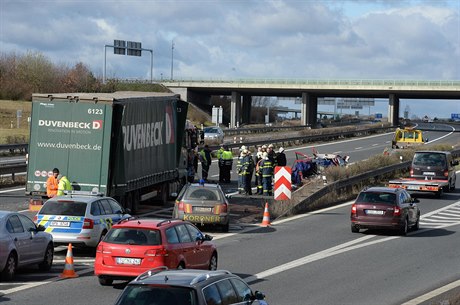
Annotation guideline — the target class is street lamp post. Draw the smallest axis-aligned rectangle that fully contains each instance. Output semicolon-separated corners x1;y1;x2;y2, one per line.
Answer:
171;40;174;80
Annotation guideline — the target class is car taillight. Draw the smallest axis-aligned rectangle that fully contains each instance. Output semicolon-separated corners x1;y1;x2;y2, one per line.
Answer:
410;167;414;176
393;206;401;216
96;244;112;254
444;170;449;177
83;218;94;229
351;204;357;216
145;247;168;257
214;203;227;214
177;201;184;212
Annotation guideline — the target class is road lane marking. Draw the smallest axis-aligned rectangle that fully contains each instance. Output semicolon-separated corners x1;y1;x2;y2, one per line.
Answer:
0;187;25;194
245;200;460;284
0;267;94;295
401;279;460;305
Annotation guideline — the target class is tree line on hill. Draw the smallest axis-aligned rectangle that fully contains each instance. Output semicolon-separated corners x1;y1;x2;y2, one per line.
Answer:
0;51;278;124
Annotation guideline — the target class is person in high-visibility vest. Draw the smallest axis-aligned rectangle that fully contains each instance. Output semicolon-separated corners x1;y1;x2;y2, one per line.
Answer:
260;152;274;196
46;168;60;198
57;175;72;196
199;145;212;181
217;144;225;183
244;150;254;195
220;146;233;183
255;152;264;195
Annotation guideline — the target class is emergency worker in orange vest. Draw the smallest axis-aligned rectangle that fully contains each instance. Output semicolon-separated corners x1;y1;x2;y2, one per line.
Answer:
46;168;60;198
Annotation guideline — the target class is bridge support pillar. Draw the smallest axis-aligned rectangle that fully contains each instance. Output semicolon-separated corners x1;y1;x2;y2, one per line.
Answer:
242;95;252;124
231;91;241;128
388;94;400;126
301;92;318;128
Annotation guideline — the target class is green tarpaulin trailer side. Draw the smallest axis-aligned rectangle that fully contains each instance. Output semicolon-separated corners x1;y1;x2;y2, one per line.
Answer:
26;92;190;211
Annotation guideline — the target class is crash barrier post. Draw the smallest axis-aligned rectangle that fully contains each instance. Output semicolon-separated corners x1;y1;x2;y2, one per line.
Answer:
260;202;271;227
60;243;79;278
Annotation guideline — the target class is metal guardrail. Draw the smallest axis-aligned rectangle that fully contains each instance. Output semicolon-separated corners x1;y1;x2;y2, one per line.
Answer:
0;162;27;181
158;78;460;87
209;126;393;151
282;148;460;218
0;143;28;154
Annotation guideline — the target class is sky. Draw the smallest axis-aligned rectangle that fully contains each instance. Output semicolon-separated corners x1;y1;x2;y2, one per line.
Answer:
1;0;460;119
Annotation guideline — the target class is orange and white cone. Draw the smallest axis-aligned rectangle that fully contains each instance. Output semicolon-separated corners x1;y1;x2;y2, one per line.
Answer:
260;202;271;227
60;243;79;278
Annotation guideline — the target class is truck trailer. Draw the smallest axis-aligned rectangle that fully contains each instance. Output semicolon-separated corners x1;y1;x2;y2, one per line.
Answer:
26;91;199;212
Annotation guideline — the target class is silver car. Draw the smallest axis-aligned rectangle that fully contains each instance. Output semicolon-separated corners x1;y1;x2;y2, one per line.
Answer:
173;183;230;232
203;126;224;144
34;193;131;247
0;211;54;280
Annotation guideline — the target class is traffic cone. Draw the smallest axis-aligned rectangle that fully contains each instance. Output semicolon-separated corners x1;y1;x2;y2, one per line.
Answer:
260;202;271;227
60;243;79;278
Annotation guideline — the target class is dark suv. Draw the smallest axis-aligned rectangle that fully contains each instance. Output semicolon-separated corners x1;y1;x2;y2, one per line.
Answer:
114;268;268;305
411;151;458;192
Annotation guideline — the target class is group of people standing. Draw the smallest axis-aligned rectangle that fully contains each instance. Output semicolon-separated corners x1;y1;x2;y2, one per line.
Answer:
46;168;72;198
185;142;287;197
236;144;287;196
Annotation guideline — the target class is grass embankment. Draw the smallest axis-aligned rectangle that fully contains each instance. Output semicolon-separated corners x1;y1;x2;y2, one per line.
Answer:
0;100;31;144
271;143;459;218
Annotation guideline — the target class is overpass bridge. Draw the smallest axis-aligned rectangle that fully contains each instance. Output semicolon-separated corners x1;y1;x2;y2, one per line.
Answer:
162;79;460;128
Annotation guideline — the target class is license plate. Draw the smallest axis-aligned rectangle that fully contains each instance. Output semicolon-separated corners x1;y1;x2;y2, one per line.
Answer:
49;221;70;227
116;257;141;265
193;207;212;213
365;210;384;215
423;172;435;176
407;185;419;190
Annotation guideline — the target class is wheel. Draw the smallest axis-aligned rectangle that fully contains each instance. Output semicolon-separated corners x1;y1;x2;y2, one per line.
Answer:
400;218;408;236
435;189;443;198
351;224;359;233
413;215;420;231
38;244;54;271
98;277;113;286
99;231;107;244
449;178;456;191
221;223;229;233
1;252;17;281
208;253;218;271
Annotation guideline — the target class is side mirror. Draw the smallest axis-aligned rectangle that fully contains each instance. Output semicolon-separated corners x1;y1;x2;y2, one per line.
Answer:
412;198;420;203
36;225;46;232
203;234;213;241
124;208;132;214
452;160;459;166
254;291;266;300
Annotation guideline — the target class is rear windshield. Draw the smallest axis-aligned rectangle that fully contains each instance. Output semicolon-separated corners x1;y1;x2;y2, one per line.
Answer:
184;187;223;201
115;285;196;305
204;127;219;133
40;201;87;216
356;192;396;205
413;152;446;167
105;228;161;245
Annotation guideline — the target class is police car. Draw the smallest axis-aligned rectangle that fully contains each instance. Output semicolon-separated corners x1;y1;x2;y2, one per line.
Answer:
34;192;131;247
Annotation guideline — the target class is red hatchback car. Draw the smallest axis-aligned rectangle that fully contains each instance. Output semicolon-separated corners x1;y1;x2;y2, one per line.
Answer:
94;218;218;286
350;187;420;235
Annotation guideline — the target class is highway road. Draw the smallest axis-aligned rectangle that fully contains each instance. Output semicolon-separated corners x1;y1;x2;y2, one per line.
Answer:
0;125;460;304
